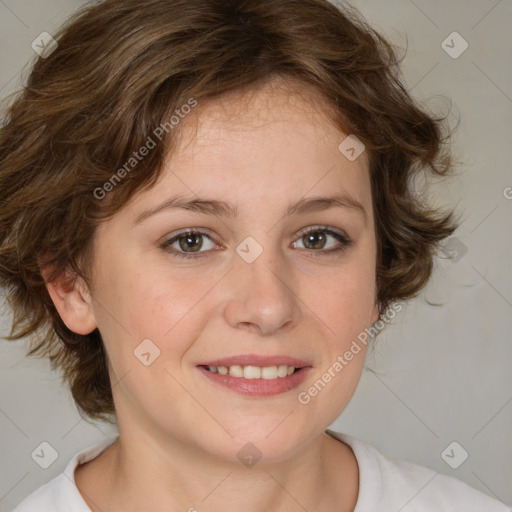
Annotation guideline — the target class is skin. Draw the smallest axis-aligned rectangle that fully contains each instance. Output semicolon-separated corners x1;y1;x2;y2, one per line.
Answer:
44;77;379;512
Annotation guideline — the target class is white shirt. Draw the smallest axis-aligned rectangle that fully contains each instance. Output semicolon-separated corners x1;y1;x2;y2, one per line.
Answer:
12;429;511;511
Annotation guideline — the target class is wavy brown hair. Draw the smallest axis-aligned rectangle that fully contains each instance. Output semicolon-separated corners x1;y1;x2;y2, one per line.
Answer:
0;0;458;422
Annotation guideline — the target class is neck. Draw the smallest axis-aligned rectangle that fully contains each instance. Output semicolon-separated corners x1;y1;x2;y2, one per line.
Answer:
75;427;359;512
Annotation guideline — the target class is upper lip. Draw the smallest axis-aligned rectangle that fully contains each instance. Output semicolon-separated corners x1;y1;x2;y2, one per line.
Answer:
197;354;312;368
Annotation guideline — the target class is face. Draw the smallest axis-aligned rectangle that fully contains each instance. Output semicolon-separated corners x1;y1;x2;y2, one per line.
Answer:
53;78;379;463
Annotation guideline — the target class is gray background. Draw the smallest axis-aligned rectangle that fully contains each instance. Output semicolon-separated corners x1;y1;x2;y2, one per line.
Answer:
1;0;511;509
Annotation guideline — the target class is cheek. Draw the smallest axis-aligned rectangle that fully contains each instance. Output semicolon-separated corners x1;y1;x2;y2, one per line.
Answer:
99;260;221;362
298;257;376;342
91;261;220;409
325;272;375;329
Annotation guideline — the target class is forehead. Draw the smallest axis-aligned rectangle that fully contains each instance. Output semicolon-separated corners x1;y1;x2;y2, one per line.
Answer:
168;79;368;185
120;77;372;224
178;77;349;153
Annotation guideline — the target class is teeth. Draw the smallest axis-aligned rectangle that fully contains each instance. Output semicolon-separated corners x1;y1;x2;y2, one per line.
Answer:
206;365;297;379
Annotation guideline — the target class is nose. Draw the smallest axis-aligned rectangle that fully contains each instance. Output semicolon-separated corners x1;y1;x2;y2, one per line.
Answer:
222;243;301;337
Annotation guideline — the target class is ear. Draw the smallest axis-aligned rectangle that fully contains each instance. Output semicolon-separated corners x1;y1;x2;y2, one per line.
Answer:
41;266;97;335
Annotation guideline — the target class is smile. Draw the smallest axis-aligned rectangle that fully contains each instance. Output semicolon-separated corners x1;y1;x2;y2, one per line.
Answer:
203;364;297;379
196;365;312;397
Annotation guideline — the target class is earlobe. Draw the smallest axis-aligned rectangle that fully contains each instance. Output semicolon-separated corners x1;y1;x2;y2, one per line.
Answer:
41;267;97;335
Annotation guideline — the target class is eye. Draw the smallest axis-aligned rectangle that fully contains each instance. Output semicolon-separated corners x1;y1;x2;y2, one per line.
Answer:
161;230;217;260
161;225;352;261
291;226;352;256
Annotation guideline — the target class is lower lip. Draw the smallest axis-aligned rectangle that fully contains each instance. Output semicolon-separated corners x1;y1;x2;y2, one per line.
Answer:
196;366;312;397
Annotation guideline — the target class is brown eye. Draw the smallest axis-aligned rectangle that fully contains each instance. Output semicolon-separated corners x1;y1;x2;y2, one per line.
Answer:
292;226;352;256
162;230;217;259
178;233;203;252
302;231;327;250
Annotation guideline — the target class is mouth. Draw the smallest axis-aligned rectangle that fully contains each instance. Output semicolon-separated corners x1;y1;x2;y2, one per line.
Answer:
196;355;312;397
198;364;301;379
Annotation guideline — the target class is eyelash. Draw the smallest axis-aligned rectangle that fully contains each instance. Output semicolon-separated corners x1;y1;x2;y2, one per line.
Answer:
160;226;352;260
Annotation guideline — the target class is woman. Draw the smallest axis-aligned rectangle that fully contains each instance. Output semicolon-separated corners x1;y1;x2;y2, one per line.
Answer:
0;0;509;510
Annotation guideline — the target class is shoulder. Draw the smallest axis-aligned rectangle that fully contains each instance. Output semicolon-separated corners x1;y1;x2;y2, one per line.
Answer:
11;436;118;512
11;474;75;512
326;429;511;512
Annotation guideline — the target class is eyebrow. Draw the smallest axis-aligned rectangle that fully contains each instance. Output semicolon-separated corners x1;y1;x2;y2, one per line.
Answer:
133;193;367;225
